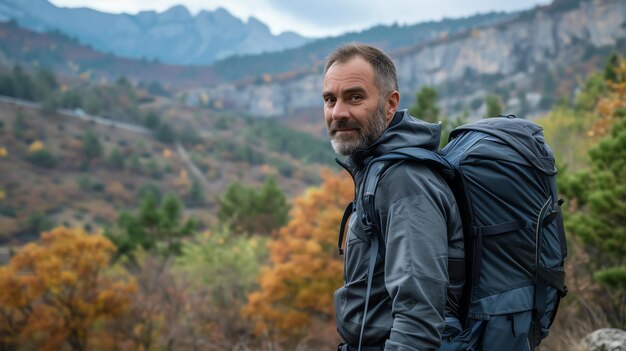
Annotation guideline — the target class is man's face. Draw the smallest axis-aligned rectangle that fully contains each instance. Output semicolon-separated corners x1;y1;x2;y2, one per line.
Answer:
322;56;389;156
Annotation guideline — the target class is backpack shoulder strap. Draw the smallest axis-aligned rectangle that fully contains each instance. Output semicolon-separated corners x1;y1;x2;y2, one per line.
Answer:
359;147;454;240
354;147;454;351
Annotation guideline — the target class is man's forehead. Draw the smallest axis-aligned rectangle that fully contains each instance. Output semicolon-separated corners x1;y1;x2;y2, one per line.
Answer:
323;56;375;90
326;56;373;76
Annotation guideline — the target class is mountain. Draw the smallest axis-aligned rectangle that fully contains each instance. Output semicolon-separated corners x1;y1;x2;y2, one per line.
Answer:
189;0;626;118
0;0;311;65
0;20;221;87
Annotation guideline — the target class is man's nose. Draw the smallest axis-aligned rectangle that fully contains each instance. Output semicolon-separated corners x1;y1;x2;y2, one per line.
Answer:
331;100;350;120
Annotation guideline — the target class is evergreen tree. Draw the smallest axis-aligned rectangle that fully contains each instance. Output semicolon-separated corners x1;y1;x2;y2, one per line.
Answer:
84;92;101;115
143;110;161;130
409;86;440;122
27;212;54;234
188;180;204;207
155;122;175;144
257;177;290;231
485;94;503;117
11;65;36;100
60;89;83;109
561;116;626;326
107;193;197;266
575;73;607;112
33;68;58;100
217;178;290;235
517;92;530;118
107;147;125;170
604;53;621;82
0;73;15;97
82;130;103;159
28;150;57;168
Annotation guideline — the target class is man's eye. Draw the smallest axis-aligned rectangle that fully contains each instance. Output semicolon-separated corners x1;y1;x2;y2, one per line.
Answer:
350;95;362;101
325;97;336;104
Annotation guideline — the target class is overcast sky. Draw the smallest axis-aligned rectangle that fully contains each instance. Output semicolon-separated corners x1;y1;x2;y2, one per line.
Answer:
49;0;551;38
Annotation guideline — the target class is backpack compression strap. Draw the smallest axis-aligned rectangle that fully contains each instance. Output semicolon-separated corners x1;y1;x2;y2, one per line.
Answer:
532;197;567;347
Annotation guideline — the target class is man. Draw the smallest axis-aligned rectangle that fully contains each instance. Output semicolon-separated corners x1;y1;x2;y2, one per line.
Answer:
323;43;465;350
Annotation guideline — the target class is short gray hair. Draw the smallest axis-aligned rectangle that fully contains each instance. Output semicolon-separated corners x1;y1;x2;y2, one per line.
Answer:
324;42;399;96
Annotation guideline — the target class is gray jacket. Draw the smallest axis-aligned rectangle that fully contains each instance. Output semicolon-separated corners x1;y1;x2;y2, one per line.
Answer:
334;110;465;350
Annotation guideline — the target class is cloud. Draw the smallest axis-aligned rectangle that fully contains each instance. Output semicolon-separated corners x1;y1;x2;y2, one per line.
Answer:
50;0;552;37
260;0;550;37
264;0;372;28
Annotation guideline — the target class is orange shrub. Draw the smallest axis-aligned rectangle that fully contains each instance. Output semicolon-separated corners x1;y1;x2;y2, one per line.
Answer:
244;169;353;343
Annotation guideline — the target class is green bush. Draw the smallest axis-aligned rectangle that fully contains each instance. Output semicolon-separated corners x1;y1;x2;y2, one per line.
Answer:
91;182;105;192
27;212;54;234
82;130;103;159
155;122;176;144
107;147;125;170
217;177;290;235
77;174;91;191
27;150;57;168
176;227;267;292
143;110;161;130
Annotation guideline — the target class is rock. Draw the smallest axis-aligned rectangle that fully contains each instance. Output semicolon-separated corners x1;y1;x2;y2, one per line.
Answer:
579;328;626;351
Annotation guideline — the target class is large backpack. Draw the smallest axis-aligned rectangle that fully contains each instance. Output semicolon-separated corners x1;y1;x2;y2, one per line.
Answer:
338;116;568;351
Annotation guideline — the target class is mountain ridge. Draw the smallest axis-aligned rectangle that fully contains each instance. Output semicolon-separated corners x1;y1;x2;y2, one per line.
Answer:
0;0;311;64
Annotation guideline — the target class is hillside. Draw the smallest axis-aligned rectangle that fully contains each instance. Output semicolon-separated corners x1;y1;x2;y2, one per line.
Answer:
0;69;337;243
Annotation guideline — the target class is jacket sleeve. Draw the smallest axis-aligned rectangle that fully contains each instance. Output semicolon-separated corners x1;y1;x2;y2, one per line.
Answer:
376;162;452;351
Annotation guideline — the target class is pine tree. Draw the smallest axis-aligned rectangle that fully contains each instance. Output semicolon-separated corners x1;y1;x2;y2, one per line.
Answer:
106;193;197;266
82;129;103;159
485;94;503;117
561;99;626;327
410;86;440;122
604;52;621;82
217;178;290;235
188;180;204;207
107;147;125;170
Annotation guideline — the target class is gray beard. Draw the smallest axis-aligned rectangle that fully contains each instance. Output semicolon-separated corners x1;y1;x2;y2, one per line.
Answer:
330;101;388;156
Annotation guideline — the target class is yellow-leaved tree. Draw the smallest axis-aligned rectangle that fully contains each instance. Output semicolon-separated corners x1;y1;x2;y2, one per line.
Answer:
0;227;137;350
589;55;626;139
244;169;353;346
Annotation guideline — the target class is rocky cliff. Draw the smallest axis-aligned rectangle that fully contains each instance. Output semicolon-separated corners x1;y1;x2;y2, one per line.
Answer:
193;0;626;118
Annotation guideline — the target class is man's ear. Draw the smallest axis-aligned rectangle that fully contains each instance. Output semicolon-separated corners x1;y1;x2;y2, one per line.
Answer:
386;90;400;123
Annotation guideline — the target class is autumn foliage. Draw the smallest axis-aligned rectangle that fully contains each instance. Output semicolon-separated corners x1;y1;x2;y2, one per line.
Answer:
0;227;136;350
589;55;626;139
244;169;353;344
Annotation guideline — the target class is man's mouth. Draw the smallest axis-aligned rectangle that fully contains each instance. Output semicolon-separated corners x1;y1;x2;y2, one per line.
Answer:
331;127;359;137
333;128;356;134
